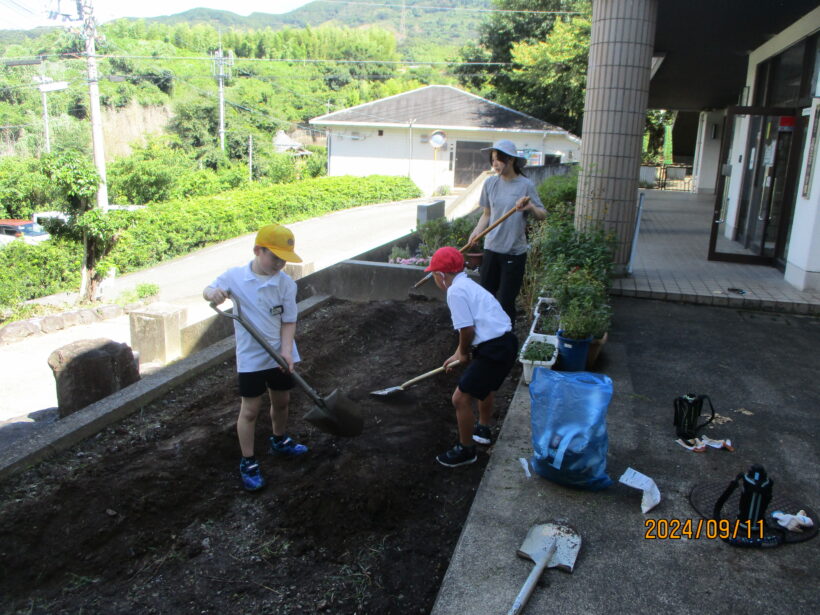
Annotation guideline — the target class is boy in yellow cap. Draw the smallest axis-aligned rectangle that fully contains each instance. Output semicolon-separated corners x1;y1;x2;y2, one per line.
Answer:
203;224;307;491
426;246;518;467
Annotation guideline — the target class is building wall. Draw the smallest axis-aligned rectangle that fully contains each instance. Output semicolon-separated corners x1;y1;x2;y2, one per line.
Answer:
785;98;820;291
323;126;580;195
692;110;724;194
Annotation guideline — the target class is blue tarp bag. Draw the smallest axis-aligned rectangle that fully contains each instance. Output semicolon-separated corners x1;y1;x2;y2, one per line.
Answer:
529;368;613;491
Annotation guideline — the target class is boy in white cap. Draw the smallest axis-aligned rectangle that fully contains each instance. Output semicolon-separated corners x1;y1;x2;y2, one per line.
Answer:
469;139;546;324
204;223;307;491
427;246;519;467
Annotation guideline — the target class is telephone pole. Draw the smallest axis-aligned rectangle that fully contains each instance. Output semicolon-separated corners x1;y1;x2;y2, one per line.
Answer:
76;0;108;211
212;43;233;152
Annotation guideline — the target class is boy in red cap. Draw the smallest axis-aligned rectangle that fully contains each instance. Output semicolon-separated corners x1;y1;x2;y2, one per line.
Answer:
426;246;519;467
204;223;308;491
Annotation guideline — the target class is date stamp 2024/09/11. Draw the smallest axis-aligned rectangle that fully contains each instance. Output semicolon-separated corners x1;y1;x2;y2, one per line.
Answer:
644;518;765;540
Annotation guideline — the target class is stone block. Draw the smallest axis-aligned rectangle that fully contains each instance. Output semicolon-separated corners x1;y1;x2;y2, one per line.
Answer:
284;261;315;281
95;304;124;320
77;309;101;324
47;338;140;418
129;302;187;365
61;311;82;328
39;314;65;334
417;199;445;226
0;319;40;343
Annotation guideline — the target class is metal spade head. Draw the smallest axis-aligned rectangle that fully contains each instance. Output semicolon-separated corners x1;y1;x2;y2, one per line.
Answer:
303;389;363;437
516;523;581;573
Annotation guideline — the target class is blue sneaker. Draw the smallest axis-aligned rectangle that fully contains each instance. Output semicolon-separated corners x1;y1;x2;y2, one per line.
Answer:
269;435;308;456
239;458;266;492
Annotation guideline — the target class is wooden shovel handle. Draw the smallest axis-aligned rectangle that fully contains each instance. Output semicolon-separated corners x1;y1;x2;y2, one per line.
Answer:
400;361;460;388
413;202;525;288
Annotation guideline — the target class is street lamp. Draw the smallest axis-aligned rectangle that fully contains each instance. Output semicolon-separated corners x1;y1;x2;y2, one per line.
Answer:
33;76;69;153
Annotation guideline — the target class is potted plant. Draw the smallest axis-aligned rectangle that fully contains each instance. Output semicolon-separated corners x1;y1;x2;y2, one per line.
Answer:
531;310;560;336
556;296;610;371
519;336;558;383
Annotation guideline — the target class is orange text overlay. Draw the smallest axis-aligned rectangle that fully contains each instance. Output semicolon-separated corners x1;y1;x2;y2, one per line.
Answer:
644;518;765;540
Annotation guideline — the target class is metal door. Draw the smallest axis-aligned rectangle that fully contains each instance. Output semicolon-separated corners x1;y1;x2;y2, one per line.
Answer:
454;141;492;187
709;106;802;264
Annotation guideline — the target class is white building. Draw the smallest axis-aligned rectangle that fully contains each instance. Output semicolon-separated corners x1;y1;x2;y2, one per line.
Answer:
309;85;580;196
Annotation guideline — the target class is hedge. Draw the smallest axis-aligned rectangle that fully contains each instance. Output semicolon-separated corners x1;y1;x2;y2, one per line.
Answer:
1;175;421;312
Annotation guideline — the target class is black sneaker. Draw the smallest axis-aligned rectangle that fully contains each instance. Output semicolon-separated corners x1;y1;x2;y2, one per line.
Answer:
472;423;492;445
436;443;478;468
239;457;266;492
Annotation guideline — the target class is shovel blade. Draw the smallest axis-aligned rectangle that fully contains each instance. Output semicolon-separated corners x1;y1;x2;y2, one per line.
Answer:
304;389;363;437
517;524;581;573
369;385;403;397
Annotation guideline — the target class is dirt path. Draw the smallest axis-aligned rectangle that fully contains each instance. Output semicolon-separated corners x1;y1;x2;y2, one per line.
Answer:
0;298;521;614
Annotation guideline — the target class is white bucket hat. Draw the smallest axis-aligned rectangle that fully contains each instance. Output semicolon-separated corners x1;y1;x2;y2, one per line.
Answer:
482;139;526;161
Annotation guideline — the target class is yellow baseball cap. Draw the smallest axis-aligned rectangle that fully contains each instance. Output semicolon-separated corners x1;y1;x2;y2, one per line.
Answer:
255;224;302;263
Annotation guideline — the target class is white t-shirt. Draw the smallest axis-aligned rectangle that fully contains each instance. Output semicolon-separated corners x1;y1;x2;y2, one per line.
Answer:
479;174;544;255
209;261;300;373
446;272;511;345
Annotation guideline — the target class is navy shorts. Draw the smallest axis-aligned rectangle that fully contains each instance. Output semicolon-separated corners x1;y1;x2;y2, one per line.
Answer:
238;368;295;398
458;331;519;400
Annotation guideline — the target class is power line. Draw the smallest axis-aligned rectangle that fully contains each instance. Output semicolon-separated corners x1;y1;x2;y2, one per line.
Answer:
0;0;38;18
316;0;582;15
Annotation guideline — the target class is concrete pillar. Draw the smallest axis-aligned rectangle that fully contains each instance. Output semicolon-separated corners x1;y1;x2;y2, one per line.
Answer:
129;302;187;365
576;0;658;272
417;199;445;226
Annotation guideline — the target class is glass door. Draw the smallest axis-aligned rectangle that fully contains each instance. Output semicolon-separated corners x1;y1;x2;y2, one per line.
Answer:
709;106;801;264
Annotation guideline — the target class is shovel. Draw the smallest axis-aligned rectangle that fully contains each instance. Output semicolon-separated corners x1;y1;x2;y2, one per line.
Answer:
210;293;363;437
507;523;581;615
370;361;460;397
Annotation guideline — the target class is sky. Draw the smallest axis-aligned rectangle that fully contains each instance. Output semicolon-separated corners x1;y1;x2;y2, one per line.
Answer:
1;1;316;31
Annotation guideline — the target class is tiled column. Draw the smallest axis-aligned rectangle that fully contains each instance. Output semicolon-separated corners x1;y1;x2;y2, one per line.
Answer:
576;0;657;271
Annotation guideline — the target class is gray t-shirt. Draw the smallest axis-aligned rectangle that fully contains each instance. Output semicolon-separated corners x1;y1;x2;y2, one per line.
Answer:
478;174;544;255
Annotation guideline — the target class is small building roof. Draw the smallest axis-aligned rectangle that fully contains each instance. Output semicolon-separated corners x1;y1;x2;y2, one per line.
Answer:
310;85;573;135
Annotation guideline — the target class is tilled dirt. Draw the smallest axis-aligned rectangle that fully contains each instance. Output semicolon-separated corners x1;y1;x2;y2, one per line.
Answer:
0;297;522;614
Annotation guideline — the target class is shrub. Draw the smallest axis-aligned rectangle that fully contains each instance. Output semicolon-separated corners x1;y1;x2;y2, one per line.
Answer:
537;167;578;210
1;175;421;314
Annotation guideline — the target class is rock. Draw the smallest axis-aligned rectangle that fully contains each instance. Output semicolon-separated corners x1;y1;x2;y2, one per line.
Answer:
39;314;65;334
0;319;40;343
47;338;140;418
95;304;124;320
62;310;82;328
77;309;101;325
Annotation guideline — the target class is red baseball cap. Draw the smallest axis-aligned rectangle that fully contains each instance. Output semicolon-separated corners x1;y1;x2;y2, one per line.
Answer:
425;246;465;273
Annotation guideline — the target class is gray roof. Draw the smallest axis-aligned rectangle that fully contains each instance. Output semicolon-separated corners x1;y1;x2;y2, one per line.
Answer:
310;85;569;134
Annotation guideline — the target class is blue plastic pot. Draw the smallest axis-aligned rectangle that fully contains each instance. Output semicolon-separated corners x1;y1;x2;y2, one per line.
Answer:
556;330;593;371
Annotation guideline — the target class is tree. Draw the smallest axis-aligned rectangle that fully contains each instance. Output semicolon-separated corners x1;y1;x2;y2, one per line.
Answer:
507;12;590;134
42;152;120;302
455;1;590;133
643;109;677;164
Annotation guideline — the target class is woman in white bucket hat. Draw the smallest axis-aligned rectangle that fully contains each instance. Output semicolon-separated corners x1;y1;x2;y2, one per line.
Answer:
467;139;546;324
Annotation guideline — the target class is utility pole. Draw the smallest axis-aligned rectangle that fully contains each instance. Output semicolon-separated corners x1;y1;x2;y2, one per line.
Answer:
212;43;233;152
248;134;253;182
76;0;108;211
33;60;68;154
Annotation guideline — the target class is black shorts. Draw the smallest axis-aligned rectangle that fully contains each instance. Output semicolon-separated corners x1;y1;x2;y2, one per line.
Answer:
238;368;295;398
458;331;518;401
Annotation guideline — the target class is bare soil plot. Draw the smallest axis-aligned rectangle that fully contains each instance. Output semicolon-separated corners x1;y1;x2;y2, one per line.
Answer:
0;298;521;614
